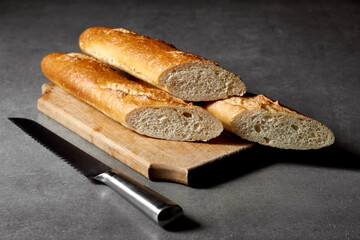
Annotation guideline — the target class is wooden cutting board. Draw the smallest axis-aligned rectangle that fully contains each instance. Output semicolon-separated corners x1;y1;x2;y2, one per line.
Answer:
37;83;254;185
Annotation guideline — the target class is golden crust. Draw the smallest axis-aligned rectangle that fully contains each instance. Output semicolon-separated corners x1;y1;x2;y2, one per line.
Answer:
202;100;242;132
79;27;214;87
40;52;191;125
204;94;307;131
223;94;302;115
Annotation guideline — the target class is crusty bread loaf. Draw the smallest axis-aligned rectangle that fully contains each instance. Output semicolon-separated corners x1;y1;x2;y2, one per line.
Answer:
203;94;335;149
41;52;223;141
78;27;246;102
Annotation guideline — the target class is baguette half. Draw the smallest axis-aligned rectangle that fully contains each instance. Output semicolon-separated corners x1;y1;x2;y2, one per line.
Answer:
79;27;246;101
203;94;335;149
41;52;223;141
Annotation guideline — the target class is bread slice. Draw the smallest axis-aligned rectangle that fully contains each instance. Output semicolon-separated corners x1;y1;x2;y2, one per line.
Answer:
78;27;246;101
203;94;335;149
41;52;223;141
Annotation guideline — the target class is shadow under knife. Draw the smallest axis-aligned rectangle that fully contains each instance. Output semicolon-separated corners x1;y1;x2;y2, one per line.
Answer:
95;186;202;234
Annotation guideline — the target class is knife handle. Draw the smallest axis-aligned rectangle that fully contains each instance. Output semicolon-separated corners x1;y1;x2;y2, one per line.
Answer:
93;170;183;227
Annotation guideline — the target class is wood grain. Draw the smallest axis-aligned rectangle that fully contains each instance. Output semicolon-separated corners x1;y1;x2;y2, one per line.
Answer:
37;82;254;185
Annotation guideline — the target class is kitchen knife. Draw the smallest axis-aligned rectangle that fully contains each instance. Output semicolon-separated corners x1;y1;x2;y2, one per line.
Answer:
9;117;183;227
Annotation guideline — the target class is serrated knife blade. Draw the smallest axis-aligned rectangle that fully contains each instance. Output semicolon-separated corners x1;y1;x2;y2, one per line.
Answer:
9;117;183;227
9;117;110;178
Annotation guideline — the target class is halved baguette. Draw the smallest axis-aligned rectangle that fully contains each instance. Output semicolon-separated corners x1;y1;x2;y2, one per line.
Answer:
78;27;246;102
203;94;335;149
41;52;223;141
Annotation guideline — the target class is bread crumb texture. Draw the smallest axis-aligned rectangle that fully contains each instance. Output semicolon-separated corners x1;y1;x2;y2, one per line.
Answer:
126;106;223;142
160;62;246;101
227;95;335;149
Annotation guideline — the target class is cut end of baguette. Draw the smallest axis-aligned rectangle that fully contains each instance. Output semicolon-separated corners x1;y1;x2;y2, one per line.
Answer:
126;106;223;141
160;62;246;102
232;110;335;150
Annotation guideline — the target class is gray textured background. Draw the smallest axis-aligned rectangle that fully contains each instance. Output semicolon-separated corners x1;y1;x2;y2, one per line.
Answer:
1;0;359;239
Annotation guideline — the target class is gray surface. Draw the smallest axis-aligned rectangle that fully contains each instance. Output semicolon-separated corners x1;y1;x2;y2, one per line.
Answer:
1;0;359;239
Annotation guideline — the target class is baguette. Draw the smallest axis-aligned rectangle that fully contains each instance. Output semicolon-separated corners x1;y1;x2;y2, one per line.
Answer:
41;52;223;141
78;27;246;102
203;94;335;149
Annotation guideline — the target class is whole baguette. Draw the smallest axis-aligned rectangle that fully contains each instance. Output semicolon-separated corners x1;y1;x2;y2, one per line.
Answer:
41;52;223;141
78;27;246;102
203;94;335;149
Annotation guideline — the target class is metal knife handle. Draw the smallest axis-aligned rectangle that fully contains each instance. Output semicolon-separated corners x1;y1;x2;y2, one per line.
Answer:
93;170;183;227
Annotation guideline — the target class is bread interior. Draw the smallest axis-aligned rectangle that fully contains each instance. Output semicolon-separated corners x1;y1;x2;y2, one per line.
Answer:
126;106;223;141
160;62;246;101
233;110;335;149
